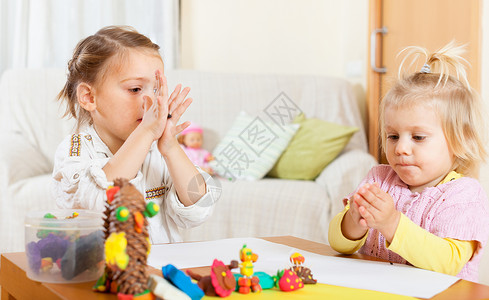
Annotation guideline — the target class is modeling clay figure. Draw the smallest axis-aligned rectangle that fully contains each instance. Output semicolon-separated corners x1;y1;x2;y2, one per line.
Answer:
162;264;204;300
237;244;262;294
274;269;304;292
289;252;317;284
186;259;239;297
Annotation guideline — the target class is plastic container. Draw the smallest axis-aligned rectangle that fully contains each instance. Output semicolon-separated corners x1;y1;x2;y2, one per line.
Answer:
25;209;105;283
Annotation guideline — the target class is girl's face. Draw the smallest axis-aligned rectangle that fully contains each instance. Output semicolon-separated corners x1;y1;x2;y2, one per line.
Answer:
90;49;164;153
183;132;203;149
384;104;455;193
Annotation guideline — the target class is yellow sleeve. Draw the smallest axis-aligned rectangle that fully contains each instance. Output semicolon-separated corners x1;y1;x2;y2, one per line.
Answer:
388;213;477;276
328;205;368;254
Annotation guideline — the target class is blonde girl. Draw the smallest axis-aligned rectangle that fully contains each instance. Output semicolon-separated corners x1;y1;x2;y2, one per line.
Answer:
52;26;218;244
328;42;489;282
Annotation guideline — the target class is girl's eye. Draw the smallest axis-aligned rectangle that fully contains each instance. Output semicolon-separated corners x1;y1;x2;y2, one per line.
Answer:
387;135;399;140
129;87;141;93
413;135;426;141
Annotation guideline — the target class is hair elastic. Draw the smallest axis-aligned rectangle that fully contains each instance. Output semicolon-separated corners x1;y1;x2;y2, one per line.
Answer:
420;63;431;74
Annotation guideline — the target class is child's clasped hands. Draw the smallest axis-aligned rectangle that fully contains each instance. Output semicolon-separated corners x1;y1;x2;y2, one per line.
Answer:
140;70;192;155
349;183;401;242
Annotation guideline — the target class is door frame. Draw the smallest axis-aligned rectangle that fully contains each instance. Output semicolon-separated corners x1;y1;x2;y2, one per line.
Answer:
367;0;383;162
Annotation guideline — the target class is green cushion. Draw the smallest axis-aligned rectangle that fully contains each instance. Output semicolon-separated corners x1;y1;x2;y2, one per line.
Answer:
268;113;358;180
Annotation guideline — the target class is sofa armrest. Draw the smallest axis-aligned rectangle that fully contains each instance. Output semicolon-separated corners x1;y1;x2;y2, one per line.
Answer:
0;133;54;253
315;149;377;216
0;174;55;253
0;133;52;185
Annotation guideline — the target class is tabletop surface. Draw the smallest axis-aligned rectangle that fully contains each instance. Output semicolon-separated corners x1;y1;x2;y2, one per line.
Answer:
2;236;489;300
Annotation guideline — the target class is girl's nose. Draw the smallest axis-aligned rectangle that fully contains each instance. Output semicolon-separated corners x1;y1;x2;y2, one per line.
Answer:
395;138;411;155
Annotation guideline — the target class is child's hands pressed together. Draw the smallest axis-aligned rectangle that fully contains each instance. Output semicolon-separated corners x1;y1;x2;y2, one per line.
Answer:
346;197;369;231
153;70;193;155
139;81;166;141
340;195;369;241
353;183;401;243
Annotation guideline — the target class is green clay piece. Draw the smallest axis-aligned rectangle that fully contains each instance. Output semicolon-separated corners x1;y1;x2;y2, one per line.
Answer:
135;289;151;296
115;206;129;222
144;202;159;218
233;271;275;290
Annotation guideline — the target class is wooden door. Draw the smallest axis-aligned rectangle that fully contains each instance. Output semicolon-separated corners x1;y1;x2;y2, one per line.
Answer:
367;0;481;161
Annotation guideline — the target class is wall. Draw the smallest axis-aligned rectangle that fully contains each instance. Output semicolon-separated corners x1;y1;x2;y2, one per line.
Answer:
180;0;368;124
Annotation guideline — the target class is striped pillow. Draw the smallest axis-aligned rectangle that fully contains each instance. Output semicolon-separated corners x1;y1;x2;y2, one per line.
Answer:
210;111;299;181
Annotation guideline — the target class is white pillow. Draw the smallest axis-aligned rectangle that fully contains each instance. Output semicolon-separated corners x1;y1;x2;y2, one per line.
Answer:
210;111;299;180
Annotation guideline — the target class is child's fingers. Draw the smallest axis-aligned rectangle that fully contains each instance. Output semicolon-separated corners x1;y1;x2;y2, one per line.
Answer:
156;96;167;120
351;202;367;228
351;198;362;214
170;98;193;122
143;95;154;113
358;184;383;210
359;218;368;228
169;87;191;114
348;201;359;218
161;72;168;98
175;121;191;135
366;183;395;213
367;183;387;201
358;205;375;225
168;84;182;110
353;193;380;215
160;72;169;105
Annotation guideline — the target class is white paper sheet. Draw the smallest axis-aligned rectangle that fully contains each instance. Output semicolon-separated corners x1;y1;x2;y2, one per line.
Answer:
147;237;459;298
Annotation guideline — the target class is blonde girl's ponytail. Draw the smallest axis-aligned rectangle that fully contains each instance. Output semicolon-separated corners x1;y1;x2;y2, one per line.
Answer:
397;40;470;89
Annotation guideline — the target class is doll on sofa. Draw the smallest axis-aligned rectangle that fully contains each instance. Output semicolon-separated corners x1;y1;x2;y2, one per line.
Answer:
178;122;214;174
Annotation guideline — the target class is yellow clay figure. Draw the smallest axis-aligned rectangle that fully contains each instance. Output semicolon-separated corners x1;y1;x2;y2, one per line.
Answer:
105;232;129;270
238;244;262;294
240;260;254;277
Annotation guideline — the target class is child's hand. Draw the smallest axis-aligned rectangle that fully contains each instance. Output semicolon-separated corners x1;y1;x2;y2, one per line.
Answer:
341;197;369;240
154;70;193;155
353;183;401;243
140;86;165;141
347;197;368;228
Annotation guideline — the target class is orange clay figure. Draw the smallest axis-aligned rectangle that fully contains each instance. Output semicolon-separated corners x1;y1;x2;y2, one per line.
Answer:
290;252;305;266
238;244;262;294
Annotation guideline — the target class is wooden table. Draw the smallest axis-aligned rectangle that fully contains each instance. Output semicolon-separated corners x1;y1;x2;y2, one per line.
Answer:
2;236;489;300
